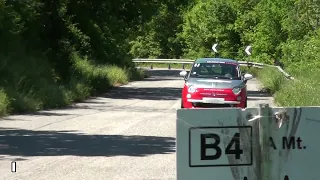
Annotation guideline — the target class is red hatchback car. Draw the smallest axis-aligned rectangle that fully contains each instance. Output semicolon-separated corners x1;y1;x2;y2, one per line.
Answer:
180;58;253;109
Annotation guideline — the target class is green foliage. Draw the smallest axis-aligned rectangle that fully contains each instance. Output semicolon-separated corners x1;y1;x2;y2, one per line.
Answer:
0;0;150;116
0;52;143;115
0;89;9;115
271;29;320;106
129;1;189;59
180;0;239;59
1;0;320;116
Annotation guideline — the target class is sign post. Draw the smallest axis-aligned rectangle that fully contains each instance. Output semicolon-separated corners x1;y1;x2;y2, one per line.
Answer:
176;104;320;180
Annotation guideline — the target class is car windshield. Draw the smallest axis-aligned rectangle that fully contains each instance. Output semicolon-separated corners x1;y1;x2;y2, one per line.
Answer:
189;62;240;79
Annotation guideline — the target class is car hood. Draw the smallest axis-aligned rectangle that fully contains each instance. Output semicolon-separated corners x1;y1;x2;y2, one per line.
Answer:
186;78;243;89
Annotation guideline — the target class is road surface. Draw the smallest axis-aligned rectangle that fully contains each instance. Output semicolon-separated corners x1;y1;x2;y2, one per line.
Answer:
0;69;274;180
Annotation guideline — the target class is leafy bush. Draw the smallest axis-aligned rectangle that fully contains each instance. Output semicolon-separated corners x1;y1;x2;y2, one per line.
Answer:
0;1;151;116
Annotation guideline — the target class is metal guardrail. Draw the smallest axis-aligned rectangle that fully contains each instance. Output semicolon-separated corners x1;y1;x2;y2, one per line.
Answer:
132;58;264;69
132;58;295;80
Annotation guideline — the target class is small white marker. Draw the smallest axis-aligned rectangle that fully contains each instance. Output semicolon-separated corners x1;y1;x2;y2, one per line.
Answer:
11;161;16;172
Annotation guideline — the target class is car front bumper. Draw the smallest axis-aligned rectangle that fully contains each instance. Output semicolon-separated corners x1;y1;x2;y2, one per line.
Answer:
187;99;240;104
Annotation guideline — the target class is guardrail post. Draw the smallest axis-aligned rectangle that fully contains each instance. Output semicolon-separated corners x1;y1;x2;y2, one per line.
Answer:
182;64;185;69
168;64;171;70
150;64;153;69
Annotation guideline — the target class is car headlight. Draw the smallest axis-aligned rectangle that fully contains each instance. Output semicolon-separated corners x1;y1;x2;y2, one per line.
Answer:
188;85;197;93
232;87;241;95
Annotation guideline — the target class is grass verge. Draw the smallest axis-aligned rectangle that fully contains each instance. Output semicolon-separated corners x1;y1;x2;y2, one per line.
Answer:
274;77;320;106
255;67;286;94
255;65;320;106
0;53;147;117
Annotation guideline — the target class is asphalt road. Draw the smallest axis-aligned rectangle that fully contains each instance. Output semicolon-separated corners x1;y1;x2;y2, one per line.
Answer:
0;68;274;180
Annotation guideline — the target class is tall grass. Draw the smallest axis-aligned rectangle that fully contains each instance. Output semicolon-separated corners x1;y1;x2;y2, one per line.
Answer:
256;64;320;106
256;67;286;94
274;78;320;106
0;53;146;116
273;66;320;106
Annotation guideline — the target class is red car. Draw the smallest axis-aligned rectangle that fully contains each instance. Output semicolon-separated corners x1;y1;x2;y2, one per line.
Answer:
179;58;253;108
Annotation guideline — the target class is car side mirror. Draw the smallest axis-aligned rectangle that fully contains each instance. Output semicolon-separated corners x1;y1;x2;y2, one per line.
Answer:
244;73;253;80
179;70;187;77
180;70;188;81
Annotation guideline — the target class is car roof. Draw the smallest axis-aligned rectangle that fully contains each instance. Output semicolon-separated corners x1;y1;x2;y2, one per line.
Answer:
195;58;238;64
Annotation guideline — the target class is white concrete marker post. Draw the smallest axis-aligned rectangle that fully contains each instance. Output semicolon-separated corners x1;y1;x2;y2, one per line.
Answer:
176;104;320;180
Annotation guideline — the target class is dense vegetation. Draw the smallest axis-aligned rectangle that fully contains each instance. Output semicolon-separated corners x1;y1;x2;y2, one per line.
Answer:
0;0;169;115
132;0;320;106
0;0;318;116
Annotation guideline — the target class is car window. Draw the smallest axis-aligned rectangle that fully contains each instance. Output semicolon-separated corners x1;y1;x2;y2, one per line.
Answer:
190;62;240;79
